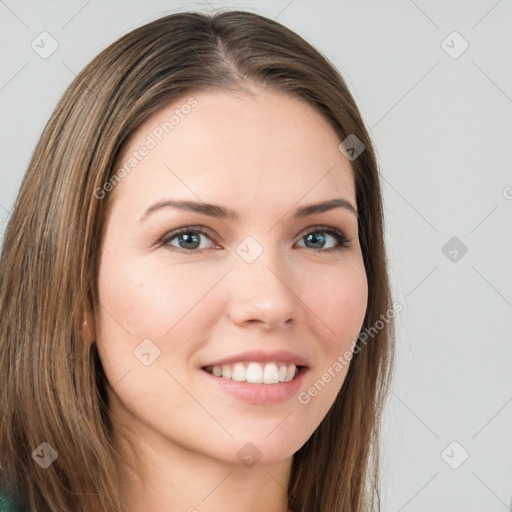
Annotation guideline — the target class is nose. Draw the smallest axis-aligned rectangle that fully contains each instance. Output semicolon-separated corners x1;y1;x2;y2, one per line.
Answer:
225;243;298;330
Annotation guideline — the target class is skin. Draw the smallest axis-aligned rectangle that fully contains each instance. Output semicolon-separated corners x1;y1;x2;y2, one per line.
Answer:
85;84;368;512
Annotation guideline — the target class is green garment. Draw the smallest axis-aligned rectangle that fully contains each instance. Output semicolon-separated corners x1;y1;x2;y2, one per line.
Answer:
0;492;25;512
0;494;17;511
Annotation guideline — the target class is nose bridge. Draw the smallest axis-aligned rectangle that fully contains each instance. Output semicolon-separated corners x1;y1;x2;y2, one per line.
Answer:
226;234;297;327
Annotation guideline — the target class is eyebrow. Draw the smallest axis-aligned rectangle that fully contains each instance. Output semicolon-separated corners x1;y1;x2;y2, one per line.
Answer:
139;197;358;222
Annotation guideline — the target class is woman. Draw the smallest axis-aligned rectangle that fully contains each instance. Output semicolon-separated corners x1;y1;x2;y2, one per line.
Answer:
0;10;395;512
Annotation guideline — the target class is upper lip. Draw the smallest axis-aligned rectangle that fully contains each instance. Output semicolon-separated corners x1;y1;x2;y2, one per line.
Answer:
202;349;310;368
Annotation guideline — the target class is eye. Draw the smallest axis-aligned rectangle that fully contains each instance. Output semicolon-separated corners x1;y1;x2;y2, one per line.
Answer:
159;225;351;254
159;226;218;253
295;226;350;253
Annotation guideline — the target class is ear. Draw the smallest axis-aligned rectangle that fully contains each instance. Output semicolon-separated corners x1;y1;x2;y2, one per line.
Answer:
82;302;96;344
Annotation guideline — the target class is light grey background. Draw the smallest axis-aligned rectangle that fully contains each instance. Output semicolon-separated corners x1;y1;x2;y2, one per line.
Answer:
1;1;511;511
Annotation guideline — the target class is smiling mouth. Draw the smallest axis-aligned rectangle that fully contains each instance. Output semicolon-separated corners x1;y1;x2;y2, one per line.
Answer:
202;361;305;384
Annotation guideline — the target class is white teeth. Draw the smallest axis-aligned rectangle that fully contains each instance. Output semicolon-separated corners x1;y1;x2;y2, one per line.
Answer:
263;363;280;384
278;364;287;382
207;362;300;384
232;363;246;382
285;364;296;382
246;362;262;383
221;364;231;379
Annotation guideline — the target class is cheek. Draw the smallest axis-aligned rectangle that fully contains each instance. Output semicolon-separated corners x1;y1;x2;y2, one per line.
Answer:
306;259;368;349
97;254;216;336
95;248;229;384
290;262;367;440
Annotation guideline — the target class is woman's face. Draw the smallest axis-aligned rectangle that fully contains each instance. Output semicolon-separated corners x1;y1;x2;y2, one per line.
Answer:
94;85;368;467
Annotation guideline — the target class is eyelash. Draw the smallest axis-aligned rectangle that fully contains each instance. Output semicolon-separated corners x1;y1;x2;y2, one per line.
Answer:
158;225;351;255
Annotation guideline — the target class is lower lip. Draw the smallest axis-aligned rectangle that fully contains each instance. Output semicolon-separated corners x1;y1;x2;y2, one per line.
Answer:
200;366;308;405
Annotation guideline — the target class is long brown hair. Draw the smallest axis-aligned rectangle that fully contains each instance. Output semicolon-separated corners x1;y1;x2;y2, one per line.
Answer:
0;10;395;512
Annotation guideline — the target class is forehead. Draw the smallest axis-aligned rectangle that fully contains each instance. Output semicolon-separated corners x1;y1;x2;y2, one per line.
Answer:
110;86;356;218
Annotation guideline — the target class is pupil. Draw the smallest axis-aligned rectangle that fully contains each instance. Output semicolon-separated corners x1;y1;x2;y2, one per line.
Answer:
179;233;200;249
307;233;325;248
